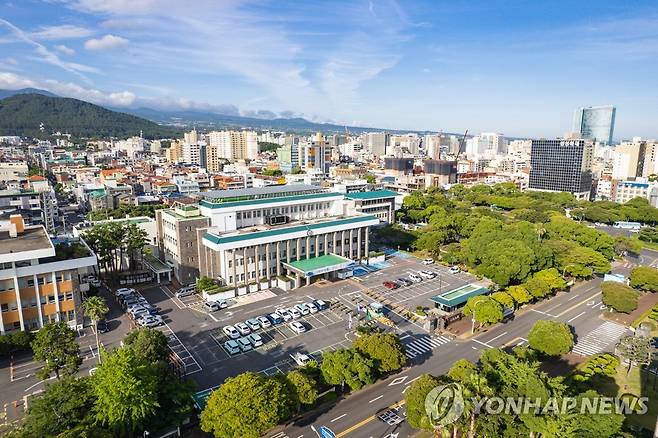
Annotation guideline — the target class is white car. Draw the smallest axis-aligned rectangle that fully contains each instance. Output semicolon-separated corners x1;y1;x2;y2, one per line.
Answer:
289;308;302;319
137;315;164;327
422;258;434;265
115;287;135;297
248;333;264;347
419;270;436;279
275;309;293;321
409;273;422;283
175;287;196;298
294;304;310;316
289;321;306;334
245;318;261;331
237;337;253;352
223;325;240;339
449;266;461;274
224;340;240;355
290;351;312;366
203;300;227;312
257;315;272;328
306;302;319;313
235;322;251;336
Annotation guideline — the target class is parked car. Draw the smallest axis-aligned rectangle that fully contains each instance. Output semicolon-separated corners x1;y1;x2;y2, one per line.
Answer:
294;303;310;316
130;308;151;320
203;300;227;312
502;307;515;322
383;281;399;290
248;333;264;347
257;315;272;328
115;287;135;297
267;313;284;325
289;308;302;319
419;270;436;279
290;351;312;366
313;299;329;310
175;286;196;298
275;309;293;321
137;315;164;327
409;273;422;283
223;325;240;339
245;318;261;331
88;276;101;288
237;337;253;352
422;258;434;265
235;322;251;336
449;266;461;274
289;321;306;334
224;340;240;355
306;302;319;313
397;278;412;287
96;320;110;333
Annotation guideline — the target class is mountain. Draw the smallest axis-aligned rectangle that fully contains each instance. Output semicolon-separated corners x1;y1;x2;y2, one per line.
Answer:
0;88;57;99
0;94;180;139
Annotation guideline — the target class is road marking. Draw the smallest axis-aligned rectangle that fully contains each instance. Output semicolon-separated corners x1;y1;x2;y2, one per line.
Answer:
530;308;556;317
472;339;491;348
485;331;508;344
567;294;580;301
335;400;406;438
369;395;383;403
331;413;347;422
405;375;420;385
555;292;601;318
388;376;408;386
567;311;586;323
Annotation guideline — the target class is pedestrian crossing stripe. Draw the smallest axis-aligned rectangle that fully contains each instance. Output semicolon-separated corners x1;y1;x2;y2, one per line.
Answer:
404;335;451;358
572;321;628;357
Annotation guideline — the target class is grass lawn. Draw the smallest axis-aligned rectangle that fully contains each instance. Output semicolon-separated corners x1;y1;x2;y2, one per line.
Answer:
591;365;658;432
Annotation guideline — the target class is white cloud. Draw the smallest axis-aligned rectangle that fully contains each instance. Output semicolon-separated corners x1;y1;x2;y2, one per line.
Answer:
84;34;128;51
30;25;92;40
55;44;75;55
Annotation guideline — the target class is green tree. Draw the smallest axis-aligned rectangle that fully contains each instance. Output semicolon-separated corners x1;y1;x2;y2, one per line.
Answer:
81;296;108;364
364;173;376;184
320;349;375;390
124;223;147;271
92;348;159;434
404;374;442;431
601;281;640;313
506;285;533;306
447;359;477;383
615;335;653;374
463;296;503;330
629;266;658;292
528;320;574;356
31;322;82;380
122;328;170;364
613;235;642;256
286;370;318;410
490;291;515;309
352;333;406;374
200;372;293;438
196;276;216;292
533;268;567;291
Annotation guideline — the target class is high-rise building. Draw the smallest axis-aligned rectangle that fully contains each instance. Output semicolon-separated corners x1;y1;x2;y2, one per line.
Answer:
299;133;331;175
572;105;616;145
181;142;207;168
465;133;507;159
364;132;390;156
528;139;594;200
611;140;645;180
207;131;259;172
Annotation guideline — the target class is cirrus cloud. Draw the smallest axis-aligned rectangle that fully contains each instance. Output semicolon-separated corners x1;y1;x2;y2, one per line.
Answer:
84;34;128;51
55;44;76;55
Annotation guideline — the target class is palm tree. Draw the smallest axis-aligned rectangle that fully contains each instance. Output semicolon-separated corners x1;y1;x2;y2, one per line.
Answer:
81;296;109;364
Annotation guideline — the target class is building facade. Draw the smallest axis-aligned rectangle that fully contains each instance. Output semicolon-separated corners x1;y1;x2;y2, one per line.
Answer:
572;105;616;145
528;139;593;199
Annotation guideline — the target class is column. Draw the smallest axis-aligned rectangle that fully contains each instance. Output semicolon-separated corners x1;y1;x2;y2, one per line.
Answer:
167;271;171;281
232;249;237;289
305;237;310;260
315;235;320;257
254;245;261;290
332;232;337;255
52;272;61;322
341;231;346;257
324;234;329;255
266;243;272;282
34;274;44;328
13;276;25;331
243;247;248;289
276;242;282;277
349;229;354;259
296;239;301;261
209;248;214;279
286;240;291;263
365;228;370;262
357;228;362;259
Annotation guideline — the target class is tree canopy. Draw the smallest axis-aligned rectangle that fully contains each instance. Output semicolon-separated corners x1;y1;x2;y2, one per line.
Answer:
31;322;82;380
601;281;640;314
528;320;574;356
352;333;406;374
629;266;658;292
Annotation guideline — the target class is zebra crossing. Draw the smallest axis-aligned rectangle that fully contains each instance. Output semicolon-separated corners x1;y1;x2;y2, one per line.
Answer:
403;334;452;359
572;321;629;357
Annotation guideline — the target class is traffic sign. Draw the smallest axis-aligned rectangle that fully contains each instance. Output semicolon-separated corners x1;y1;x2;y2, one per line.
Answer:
318;426;335;438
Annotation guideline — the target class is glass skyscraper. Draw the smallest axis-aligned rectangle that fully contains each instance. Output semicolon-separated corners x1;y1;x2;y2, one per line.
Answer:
572;105;616;145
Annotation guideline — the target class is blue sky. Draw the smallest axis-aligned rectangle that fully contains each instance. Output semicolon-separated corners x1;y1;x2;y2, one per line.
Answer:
1;1;657;139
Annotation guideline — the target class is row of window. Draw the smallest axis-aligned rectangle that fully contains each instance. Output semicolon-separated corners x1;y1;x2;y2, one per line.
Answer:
0;292;75;312
2;310;76;332
235;202;332;221
0;272;73;292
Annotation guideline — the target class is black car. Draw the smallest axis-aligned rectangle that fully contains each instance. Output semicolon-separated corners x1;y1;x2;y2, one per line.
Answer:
96;320;110;333
397;278;413;287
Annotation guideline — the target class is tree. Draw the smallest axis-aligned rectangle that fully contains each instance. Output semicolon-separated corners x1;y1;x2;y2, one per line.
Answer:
404;374;442;431
528;320;574;356
490;291;515;309
320;349;375;390
286;370;318;410
196;276;216;292
352;333;406;374
616;335;653;374
447;359;477;383
31;322;82;379
506;285;532;306
92;348;160;434
200;372;293;438
601;281;640;313
524;276;551;299
81;296;108;364
124;223;147;271
613;235;641;256
364;173;376;184
533;268;567;291
122;328;170;364
463;296;503;330
629;266;658;292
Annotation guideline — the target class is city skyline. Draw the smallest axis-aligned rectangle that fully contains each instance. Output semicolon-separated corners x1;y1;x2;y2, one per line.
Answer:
1;1;658;139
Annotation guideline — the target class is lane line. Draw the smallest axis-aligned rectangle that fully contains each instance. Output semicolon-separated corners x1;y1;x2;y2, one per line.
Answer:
567;311;586;323
472;339;491;348
554;292;602;318
331;413;347;422
369;395;383;403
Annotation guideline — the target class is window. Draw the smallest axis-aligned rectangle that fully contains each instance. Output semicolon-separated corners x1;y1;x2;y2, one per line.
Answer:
65;292;73;301
48;295;56;304
1;303;7;313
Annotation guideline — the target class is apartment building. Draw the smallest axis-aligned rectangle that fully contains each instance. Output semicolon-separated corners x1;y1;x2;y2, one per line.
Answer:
207;131;259;171
0;216;97;333
0;161;28;184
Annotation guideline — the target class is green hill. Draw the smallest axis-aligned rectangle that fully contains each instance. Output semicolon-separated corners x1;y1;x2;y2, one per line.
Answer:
0;93;179;139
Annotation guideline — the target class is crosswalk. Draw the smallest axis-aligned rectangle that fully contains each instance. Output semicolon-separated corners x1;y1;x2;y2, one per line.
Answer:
572;321;629;357
403;334;451;359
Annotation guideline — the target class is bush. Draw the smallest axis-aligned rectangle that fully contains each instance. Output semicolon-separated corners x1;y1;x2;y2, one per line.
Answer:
601;281;640;314
573;353;619;382
196;276;216;292
528;320;574;356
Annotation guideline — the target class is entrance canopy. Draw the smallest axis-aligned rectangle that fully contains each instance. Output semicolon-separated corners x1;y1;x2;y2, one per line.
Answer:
283;253;354;278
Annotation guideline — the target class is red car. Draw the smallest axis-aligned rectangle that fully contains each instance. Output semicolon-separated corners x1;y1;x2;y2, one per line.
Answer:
383;281;399;290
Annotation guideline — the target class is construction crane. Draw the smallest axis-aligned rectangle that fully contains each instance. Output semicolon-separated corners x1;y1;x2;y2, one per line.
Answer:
458;129;469;155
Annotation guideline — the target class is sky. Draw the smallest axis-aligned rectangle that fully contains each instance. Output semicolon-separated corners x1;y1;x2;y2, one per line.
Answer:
1;0;658;139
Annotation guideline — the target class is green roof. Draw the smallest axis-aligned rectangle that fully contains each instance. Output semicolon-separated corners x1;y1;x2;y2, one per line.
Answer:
430;283;489;307
143;254;172;273
285;253;352;274
162;209;207;221
204;215;377;245
199;191;340;209
344;190;399;200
